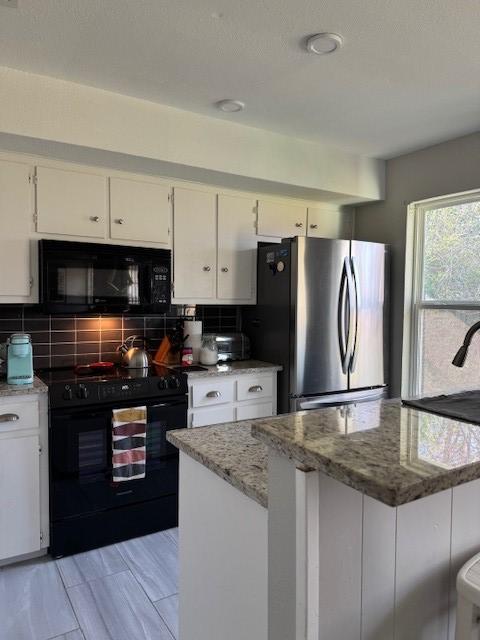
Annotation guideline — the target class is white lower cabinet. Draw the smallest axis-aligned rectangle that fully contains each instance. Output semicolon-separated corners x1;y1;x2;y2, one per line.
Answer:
188;371;278;428
0;435;40;560
0;394;48;564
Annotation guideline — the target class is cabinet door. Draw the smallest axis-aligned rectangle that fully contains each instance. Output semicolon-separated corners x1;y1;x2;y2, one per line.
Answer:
236;402;273;421
257;200;307;238
0;435;40;560
307;206;352;239
218;194;257;301
110;177;170;245
173;188;216;300
36;166;107;238
190;406;235;428
0;160;33;299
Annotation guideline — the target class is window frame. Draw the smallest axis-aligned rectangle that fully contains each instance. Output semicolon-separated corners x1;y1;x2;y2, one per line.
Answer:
406;189;480;397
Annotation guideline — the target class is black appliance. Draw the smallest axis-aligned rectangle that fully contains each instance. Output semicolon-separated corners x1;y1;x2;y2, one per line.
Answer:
37;365;187;557
39;239;171;314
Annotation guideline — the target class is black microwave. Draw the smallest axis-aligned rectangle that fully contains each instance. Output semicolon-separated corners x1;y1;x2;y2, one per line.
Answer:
39;239;171;314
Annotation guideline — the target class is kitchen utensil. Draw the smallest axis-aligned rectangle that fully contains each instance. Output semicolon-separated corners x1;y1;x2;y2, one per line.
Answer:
117;335;151;369
74;361;115;375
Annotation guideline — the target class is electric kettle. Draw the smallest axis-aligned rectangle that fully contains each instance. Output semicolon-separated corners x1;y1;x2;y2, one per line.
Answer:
117;335;151;369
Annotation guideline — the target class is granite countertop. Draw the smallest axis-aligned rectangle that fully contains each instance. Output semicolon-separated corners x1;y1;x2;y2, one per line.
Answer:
0;376;48;397
167;421;268;508
251;399;480;507
182;360;282;378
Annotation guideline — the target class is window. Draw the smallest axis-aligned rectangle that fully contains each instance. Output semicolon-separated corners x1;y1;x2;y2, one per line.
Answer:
408;192;480;396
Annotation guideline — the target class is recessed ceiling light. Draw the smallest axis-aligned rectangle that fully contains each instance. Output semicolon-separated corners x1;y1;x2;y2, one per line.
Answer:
305;33;343;55
216;99;245;113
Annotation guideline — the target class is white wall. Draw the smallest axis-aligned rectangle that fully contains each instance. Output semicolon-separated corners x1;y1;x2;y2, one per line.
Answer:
0;66;384;203
354;132;480;396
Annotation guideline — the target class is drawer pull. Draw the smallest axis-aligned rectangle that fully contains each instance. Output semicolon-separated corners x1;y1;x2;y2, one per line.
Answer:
90;215;100;223
116;218;125;225
0;413;19;423
248;385;263;393
203;266;211;272
206;391;221;398
295;222;303;228
310;223;318;229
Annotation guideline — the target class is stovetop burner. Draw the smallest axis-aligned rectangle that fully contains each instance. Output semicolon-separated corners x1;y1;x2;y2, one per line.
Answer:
36;364;188;409
36;364;174;385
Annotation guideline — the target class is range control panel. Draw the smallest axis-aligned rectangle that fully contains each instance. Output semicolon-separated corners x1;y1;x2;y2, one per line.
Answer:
48;373;186;409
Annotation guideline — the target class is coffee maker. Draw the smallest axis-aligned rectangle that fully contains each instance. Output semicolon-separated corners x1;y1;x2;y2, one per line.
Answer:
7;334;34;385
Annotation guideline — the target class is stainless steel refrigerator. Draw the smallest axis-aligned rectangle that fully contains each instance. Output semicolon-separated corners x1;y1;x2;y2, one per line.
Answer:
243;236;389;413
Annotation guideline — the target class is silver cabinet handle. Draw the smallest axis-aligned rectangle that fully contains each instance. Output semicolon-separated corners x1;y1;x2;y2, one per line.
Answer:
116;218;125;225
248;385;263;393
310;224;318;229
90;216;100;222
203;266;211;272
221;267;229;273
206;391;221;398
295;222;303;228
0;413;19;423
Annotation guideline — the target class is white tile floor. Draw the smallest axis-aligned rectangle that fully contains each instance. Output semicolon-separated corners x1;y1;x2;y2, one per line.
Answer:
0;528;179;640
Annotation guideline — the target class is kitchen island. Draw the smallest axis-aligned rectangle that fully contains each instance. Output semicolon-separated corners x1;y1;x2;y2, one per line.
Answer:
168;399;480;640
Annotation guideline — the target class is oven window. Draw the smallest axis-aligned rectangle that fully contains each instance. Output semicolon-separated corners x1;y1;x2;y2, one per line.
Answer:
78;429;107;476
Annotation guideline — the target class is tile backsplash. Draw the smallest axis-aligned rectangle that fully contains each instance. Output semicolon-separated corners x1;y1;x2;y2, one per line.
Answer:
0;305;241;370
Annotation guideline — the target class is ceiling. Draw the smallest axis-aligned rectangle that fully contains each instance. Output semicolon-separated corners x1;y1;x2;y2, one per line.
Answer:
0;0;479;159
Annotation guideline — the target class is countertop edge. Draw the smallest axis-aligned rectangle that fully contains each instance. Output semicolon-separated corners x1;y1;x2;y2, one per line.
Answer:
0;376;48;397
182;361;282;378
167;429;268;509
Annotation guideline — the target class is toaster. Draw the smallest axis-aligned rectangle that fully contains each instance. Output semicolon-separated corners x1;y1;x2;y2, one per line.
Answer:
203;333;251;362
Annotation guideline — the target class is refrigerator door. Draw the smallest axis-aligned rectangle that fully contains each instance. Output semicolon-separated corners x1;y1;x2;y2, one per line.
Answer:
349;240;389;390
291;387;388;412
292;236;351;397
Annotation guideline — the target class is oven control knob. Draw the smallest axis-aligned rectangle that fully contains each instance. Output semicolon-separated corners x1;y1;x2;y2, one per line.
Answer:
62;385;73;401
158;377;167;391
167;376;180;390
77;384;89;400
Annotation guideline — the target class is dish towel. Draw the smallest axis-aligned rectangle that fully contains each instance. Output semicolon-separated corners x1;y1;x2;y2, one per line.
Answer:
112;406;147;482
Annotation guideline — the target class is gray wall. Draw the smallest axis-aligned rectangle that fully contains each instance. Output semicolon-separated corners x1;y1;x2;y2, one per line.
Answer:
354;132;480;396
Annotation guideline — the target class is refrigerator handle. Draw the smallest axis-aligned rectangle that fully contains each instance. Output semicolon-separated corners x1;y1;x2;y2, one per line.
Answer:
345;257;356;373
337;259;349;374
349;256;360;373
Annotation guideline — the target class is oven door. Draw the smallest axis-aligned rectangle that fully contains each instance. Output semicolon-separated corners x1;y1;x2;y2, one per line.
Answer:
49;397;187;521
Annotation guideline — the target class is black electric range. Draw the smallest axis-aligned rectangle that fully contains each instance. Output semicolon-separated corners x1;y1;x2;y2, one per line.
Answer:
36;365;188;557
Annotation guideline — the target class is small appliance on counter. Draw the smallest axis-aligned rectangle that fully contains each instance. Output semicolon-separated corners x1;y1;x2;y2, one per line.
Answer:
6;333;33;385
203;332;251;362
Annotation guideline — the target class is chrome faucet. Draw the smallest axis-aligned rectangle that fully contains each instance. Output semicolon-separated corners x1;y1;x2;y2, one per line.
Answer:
452;320;480;367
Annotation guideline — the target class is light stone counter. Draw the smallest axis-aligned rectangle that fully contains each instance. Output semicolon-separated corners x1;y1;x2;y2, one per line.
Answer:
167;421;267;507
180;359;282;379
0;376;48;397
251;398;480;507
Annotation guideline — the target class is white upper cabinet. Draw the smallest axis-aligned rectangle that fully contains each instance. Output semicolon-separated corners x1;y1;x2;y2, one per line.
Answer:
217;194;257;302
36;165;107;238
257;199;307;238
109;177;171;245
173;187;217;300
307;205;352;239
0;160;34;300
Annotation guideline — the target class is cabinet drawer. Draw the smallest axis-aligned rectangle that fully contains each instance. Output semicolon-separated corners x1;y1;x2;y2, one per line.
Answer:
236;402;273;421
190;406;235;428
191;379;235;408
0;399;39;434
237;376;273;402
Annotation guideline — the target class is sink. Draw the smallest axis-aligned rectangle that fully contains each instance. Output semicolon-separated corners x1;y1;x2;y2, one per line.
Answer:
403;390;480;425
